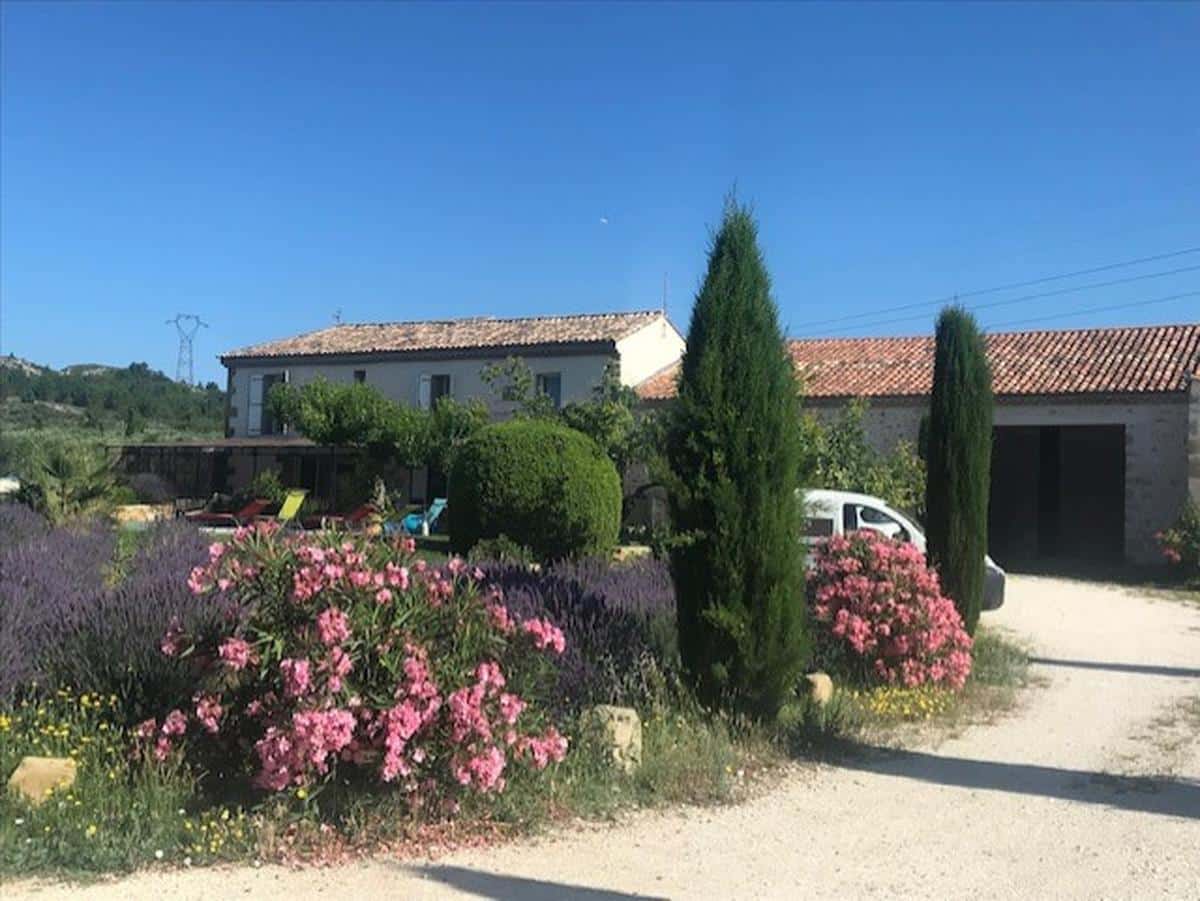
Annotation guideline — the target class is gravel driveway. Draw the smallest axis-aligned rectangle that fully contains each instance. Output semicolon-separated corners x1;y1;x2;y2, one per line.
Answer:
12;576;1200;900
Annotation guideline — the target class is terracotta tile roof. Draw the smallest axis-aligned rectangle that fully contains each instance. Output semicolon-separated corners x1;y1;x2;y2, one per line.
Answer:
223;310;664;361
635;323;1200;401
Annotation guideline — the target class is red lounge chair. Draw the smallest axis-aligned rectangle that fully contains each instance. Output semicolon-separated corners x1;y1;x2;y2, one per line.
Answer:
302;503;378;531
185;498;270;527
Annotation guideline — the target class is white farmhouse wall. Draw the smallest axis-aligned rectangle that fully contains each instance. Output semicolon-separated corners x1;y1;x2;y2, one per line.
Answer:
226;352;615;437
806;395;1190;565
614;317;686;388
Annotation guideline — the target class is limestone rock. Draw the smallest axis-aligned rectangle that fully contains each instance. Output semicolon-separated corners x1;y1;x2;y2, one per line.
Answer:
805;671;834;707
583;705;642;774
113;503;173;525
7;756;77;805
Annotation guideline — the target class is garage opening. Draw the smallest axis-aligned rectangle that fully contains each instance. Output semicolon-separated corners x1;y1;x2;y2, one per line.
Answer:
988;425;1125;569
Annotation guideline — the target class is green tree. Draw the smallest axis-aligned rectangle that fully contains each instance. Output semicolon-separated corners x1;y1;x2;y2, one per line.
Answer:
801;399;926;520
924;306;994;635
559;360;644;477
664;200;810;717
481;356;557;419
267;378;427;453
427;396;489;475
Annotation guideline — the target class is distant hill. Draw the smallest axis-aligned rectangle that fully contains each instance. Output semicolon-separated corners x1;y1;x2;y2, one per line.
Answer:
61;363;120;377
0;355;48;377
0;358;225;439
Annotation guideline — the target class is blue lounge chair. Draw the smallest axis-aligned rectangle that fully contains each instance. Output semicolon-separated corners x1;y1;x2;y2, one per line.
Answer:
400;497;447;535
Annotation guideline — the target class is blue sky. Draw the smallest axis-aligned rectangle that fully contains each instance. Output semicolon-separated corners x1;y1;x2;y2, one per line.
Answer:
2;2;1197;386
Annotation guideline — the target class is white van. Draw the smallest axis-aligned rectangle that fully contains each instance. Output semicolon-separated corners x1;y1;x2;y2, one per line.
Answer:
801;488;1006;611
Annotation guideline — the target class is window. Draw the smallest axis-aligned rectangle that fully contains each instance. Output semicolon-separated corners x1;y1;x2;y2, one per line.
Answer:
844;503;910;542
353;370;367;384
804;517;835;539
536;372;562;409
431;374;452;405
418;373;452;410
248;371;287;436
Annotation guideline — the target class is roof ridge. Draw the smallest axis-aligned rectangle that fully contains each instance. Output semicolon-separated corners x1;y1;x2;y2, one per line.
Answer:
789;321;1200;345
325;309;662;330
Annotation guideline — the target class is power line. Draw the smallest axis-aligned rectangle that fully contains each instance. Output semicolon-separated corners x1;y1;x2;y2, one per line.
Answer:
981;289;1200;331
804;263;1200;336
801;245;1200;331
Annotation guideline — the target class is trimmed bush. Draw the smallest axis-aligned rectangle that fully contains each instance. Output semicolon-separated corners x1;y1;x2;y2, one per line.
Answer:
449;419;621;561
924;306;993;635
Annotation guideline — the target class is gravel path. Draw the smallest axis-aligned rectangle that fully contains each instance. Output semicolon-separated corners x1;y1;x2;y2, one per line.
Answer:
12;576;1200;900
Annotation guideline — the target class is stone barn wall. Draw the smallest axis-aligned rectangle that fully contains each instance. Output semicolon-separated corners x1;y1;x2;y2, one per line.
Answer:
803;394;1191;565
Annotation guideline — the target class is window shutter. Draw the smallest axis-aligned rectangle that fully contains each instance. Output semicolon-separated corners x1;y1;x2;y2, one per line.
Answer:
248;374;264;436
418;374;432;410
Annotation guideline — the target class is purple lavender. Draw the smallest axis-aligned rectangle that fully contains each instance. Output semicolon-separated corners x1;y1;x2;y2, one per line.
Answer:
483;556;678;711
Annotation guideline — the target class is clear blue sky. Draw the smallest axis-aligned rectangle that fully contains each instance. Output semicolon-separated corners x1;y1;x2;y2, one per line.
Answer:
2;2;1197;386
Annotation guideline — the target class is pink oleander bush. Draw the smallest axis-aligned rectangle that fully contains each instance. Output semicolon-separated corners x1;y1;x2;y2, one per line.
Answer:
139;523;568;814
1156;500;1200;587
807;530;973;689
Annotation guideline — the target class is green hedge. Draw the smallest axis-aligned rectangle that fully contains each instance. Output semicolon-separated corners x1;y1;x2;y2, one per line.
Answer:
448;419;621;561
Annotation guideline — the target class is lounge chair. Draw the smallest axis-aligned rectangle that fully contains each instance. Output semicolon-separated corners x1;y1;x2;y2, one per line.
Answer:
302;503;378;531
261;490;308;529
185;498;269;528
401;497;447;536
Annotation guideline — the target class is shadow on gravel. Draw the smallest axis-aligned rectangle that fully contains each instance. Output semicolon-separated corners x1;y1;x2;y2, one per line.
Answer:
406;864;667;900
1030;657;1200;679
836;746;1200;820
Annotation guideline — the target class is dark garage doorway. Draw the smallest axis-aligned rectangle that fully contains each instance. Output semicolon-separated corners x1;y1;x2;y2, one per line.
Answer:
989;425;1125;569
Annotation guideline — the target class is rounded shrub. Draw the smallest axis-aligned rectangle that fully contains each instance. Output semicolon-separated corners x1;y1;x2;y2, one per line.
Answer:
449;419;621;561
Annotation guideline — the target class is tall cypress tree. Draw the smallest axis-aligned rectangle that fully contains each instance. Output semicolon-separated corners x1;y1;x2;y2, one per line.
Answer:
665;201;810;717
924;306;994;635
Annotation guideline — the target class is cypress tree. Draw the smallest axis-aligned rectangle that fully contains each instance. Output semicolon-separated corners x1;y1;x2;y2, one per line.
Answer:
665;200;810;717
924;306;994;635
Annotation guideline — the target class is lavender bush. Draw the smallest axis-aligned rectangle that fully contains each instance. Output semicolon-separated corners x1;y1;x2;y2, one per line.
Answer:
0;502;51;548
483;555;678;712
1;517;237;724
0;517;115;698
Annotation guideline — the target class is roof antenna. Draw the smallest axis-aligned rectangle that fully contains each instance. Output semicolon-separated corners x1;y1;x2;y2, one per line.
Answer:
333;308;342;324
662;272;669;316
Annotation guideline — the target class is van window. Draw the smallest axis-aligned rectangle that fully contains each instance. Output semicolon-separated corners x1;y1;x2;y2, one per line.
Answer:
804;517;835;539
844;503;910;542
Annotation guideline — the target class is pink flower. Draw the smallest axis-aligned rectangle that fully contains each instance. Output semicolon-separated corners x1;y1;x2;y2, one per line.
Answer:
280;658;312;698
452;745;507;792
324;646;353;693
161;709;187;737
498;692;526;725
194;694;223;735
135;718;157;740
517;726;568;769
160;619;186;657
218;636;256;671
375;588;393;605
316;607;351;647
187;565;208;595
521;618;566;655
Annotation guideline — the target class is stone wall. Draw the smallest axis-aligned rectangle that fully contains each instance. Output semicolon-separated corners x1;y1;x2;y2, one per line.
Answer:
804;394;1191;565
1189;376;1200;505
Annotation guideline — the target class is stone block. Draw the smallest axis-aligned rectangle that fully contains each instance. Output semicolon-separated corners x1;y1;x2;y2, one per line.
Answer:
583;705;642;774
7;757;77;805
